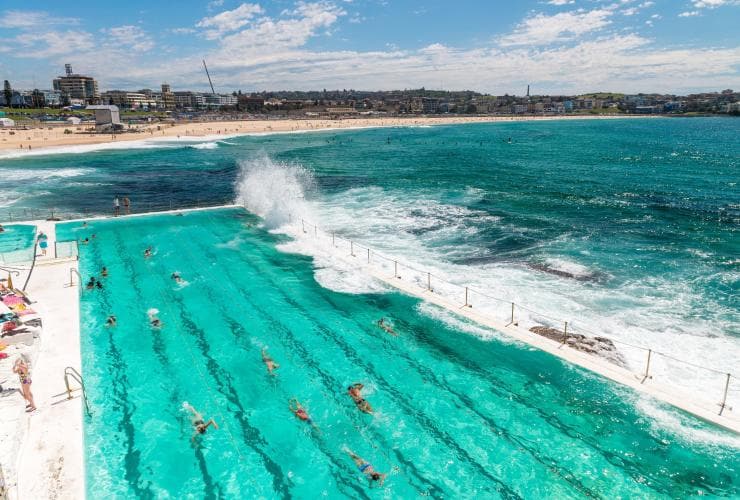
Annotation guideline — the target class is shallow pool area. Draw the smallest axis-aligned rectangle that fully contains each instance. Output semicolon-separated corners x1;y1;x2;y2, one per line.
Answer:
0;224;36;264
57;208;739;498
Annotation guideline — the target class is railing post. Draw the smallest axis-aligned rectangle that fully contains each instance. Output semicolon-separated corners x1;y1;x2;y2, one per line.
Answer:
394;261;398;278
314;225;317;237
367;248;370;263
332;232;335;246
427;272;431;291
510;302;515;324
465;287;470;307
719;373;731;416
301;219;306;233
562;321;568;344
642;349;652;383
350;241;355;256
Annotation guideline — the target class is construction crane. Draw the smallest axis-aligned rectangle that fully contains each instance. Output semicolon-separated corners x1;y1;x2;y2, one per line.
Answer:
202;59;216;95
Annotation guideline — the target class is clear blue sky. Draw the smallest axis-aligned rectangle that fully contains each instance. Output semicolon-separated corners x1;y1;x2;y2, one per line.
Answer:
1;0;739;94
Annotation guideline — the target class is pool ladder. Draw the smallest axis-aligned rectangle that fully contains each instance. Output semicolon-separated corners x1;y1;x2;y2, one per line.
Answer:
64;366;91;417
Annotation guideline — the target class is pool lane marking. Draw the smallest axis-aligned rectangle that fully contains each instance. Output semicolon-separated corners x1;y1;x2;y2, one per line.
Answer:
188;216;476;497
108;227;224;499
80;232;156;498
172;221;377;499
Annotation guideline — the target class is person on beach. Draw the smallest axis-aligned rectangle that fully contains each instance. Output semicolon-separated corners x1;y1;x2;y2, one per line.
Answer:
289;398;317;428
101;267;108;277
148;308;162;329
106;315;116;327
113;196;120;217
347;383;373;414
144;246;153;258
377;318;397;336
261;348;279;375
13;356;36;412
183;402;218;441
344;449;386;486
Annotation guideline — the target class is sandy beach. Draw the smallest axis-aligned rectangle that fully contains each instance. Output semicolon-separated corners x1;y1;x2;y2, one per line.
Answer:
0;114;645;152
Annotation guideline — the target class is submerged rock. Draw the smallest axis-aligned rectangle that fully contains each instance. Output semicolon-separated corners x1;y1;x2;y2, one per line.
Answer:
529;326;627;367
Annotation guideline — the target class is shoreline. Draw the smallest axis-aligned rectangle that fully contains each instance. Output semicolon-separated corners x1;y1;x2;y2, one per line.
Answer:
0;114;655;155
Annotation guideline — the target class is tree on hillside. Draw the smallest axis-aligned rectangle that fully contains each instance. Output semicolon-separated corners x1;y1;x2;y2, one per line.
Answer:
3;80;12;108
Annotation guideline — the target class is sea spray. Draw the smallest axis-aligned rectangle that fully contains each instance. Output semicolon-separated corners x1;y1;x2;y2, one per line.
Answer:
234;155;317;229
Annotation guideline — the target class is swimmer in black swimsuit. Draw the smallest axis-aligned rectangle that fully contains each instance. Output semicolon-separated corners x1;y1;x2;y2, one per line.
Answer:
348;383;373;414
183;402;218;441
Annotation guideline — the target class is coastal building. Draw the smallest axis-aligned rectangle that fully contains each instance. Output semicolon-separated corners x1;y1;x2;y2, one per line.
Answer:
101;91;154;110
52;64;99;105
160;84;175;110
86;104;122;131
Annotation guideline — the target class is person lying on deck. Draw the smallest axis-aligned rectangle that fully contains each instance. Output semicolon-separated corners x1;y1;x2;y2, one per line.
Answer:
344;449;386;486
183;402;218;441
261;348;279;375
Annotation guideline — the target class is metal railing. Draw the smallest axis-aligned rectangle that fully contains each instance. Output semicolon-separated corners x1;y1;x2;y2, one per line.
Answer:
0;197;237;225
297;216;737;417
63;366;91;417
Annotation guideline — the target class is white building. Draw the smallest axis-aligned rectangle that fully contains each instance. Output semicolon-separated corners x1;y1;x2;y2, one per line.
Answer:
0;118;15;127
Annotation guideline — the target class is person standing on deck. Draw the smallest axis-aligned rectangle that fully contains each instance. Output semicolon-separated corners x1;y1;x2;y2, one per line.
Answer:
113;196;120;216
122;196;130;215
13;356;36;412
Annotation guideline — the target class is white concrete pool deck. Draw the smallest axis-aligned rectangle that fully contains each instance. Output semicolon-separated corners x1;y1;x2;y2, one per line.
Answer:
1;203;737;499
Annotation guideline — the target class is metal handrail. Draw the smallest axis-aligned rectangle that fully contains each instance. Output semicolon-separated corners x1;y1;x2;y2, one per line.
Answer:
64;366;91;417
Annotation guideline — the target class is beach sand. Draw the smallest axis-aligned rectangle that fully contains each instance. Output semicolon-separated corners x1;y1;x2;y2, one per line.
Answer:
0;114;645;152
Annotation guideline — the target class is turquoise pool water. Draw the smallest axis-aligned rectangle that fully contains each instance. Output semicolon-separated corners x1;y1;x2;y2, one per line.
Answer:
0;224;36;263
58;209;739;498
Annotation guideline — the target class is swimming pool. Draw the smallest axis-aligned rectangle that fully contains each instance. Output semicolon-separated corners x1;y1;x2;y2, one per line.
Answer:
57;208;739;498
0;224;36;264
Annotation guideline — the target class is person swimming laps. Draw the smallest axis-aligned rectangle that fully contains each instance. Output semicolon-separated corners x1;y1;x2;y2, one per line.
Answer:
347;383;373;414
183;402;218;442
345;449;386;486
377;318;397;336
289;398;317;428
147;308;162;329
171;271;183;284
261;348;279;375
144;246;153;258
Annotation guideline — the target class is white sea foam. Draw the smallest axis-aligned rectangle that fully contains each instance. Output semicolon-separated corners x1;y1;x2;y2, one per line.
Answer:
0;134;242;159
233;156;740;441
0;167;94;181
189;142;219;150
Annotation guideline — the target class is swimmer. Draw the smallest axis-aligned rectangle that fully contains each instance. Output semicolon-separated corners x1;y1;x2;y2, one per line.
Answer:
82;238;89;245
95;279;103;290
86;277;96;290
144;246;153;258
377;318;397;337
289;398;317;428
261;348;279;375
101;267;108;277
82;222;88;228
345;449;386;486
347;383;373;414
171;272;183;284
106;315;116;327
148;308;162;329
183;402;218;441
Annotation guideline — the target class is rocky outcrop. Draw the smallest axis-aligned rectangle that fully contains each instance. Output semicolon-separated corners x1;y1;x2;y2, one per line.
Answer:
529;326;627;367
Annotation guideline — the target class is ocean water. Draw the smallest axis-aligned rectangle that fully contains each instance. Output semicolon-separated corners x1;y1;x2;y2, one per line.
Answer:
1;118;737;410
57;210;739;498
